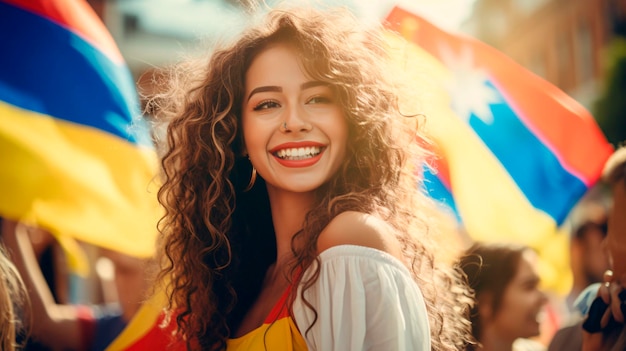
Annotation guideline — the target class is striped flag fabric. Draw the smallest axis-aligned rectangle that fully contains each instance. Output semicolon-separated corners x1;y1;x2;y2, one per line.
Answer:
0;0;161;271
384;6;614;293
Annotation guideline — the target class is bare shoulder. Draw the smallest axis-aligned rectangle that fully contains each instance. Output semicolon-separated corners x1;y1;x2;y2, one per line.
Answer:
317;211;403;260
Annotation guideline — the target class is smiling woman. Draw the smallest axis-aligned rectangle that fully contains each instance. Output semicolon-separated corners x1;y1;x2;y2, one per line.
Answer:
141;5;473;351
460;242;548;351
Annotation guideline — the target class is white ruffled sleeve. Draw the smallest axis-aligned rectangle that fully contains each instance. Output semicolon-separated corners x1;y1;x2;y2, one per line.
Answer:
292;245;430;351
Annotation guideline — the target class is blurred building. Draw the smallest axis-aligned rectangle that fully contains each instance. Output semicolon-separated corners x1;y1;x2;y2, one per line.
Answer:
89;0;238;76
462;0;626;108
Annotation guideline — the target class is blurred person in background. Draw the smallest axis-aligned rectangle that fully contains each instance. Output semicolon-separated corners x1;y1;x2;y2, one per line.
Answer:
567;209;611;312
1;218;150;351
578;145;626;351
460;242;549;351
548;204;611;351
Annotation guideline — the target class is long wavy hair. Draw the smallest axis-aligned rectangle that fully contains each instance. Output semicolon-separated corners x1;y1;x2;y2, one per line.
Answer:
0;243;28;351
151;6;472;351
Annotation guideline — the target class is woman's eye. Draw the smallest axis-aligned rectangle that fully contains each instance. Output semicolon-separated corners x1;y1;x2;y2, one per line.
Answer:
307;95;332;104
253;100;280;111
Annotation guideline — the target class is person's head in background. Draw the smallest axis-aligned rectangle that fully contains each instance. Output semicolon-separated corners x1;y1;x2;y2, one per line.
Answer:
460;242;548;351
567;205;611;309
0;244;27;351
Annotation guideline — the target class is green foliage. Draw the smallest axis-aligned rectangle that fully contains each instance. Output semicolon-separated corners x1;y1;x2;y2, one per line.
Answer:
593;37;626;147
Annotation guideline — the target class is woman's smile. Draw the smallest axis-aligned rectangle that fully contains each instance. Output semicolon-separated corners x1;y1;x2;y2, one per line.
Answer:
270;142;326;167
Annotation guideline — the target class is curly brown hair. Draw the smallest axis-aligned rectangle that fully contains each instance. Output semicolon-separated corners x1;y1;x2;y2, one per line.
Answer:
151;6;472;351
0;242;28;351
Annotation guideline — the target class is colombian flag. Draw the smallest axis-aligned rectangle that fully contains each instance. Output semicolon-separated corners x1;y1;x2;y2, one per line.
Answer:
384;7;613;293
0;0;161;271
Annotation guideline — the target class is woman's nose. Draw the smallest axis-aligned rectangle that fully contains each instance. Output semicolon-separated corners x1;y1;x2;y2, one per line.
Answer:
281;104;312;133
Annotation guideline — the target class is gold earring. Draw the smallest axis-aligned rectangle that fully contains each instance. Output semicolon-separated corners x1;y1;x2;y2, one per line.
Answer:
244;166;257;192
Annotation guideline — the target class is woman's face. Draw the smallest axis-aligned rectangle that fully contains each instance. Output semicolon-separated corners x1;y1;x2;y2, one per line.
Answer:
242;43;348;194
486;250;548;341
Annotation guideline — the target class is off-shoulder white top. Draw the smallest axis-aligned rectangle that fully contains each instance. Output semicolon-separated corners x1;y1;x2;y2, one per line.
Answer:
292;245;431;351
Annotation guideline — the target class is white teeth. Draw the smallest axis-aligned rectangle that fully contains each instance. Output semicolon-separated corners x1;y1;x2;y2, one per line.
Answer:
276;146;322;160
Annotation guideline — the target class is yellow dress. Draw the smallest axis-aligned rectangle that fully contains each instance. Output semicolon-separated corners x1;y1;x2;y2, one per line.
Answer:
227;286;308;351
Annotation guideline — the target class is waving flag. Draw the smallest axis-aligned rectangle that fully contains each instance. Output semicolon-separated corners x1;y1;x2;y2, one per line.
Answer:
0;0;161;271
384;6;614;293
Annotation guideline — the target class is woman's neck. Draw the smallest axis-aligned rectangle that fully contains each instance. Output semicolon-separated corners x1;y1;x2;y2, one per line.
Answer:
266;186;315;260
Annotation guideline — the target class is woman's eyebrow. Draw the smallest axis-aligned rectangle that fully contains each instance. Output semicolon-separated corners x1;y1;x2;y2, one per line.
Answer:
247;86;282;102
301;81;328;90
